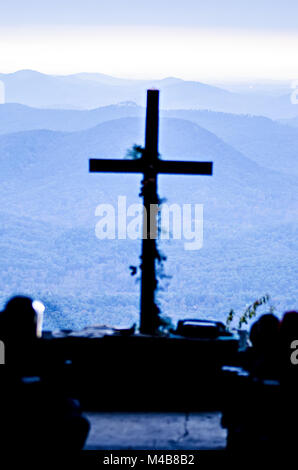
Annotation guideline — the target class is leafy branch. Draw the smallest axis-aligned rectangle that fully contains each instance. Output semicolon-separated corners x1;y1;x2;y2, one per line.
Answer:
226;294;270;329
125;144;144;160
126;144;171;333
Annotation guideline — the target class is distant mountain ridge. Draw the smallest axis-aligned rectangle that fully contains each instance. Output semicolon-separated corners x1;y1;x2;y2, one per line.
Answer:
1;102;298;176
0;69;233;110
0;70;297;117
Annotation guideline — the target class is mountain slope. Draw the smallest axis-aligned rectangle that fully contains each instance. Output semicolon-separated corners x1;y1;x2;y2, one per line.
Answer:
2;103;298;177
1;117;296;221
165;109;298;176
0;102;144;134
0;117;297;329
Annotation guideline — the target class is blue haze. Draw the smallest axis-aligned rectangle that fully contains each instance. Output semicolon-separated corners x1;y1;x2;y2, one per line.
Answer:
0;75;297;330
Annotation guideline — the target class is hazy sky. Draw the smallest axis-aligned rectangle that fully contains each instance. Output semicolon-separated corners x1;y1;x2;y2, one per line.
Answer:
1;1;298;80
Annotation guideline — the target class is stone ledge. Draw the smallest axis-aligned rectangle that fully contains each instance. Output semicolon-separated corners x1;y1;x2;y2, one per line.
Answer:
84;412;226;450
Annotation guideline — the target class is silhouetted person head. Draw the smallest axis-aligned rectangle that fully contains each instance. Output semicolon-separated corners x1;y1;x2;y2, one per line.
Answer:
2;296;38;342
249;313;280;379
250;313;279;353
279;311;298;344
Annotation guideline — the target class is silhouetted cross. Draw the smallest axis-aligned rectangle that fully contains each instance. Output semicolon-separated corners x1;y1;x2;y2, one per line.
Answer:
89;90;213;335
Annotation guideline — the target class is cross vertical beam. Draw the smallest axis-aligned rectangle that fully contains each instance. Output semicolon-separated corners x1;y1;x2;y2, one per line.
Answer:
140;90;159;335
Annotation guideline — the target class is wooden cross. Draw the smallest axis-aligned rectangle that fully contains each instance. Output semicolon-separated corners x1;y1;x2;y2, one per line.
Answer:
89;90;213;335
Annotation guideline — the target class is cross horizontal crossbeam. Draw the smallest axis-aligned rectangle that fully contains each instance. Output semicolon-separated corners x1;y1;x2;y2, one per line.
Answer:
89;159;213;175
